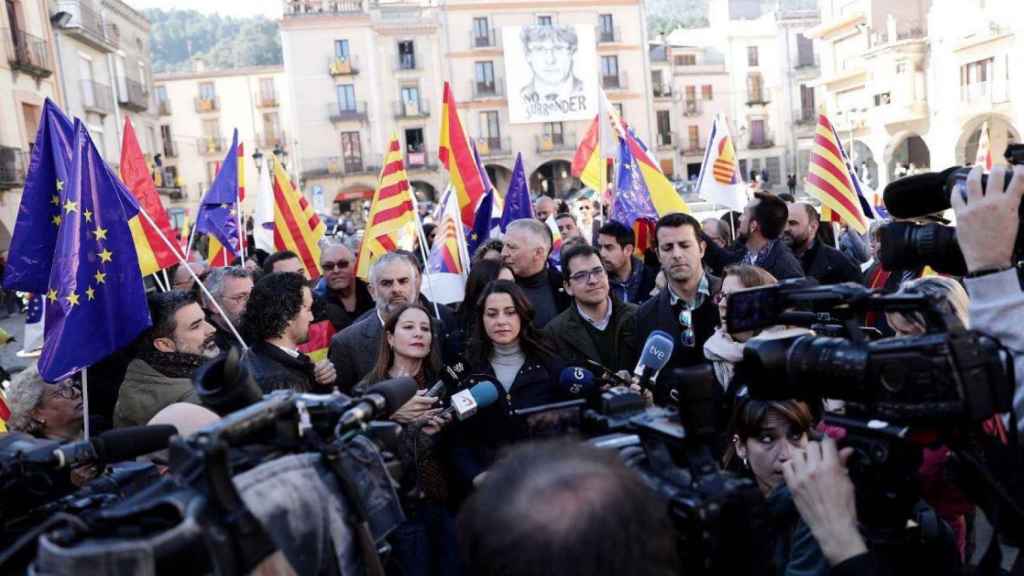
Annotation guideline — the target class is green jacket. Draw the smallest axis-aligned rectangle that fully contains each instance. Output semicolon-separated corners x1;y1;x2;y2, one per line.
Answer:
543;297;637;372
113;358;200;428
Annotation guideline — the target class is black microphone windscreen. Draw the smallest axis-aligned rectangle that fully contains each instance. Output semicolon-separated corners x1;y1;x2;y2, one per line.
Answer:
882;166;961;219
367;377;418;416
93;425;177;462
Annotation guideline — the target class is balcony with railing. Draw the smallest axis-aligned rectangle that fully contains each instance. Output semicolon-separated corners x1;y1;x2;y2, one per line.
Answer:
154;168;183;200
683;99;702;116
0;146;27;190
472;28;498;49
2;29;52;78
745;90;770;106
257;131;287;149
256;90;279;108
285;0;366;17
656;132;676;149
392;100;430;119
328;54;359;76
328;101;368;123
683;139;705;155
652;83;673;99
602;70;628;90
394;52;420;72
61;0;119;51
301;154;382;178
81;80;113;114
475;137;512;159
405;148;436;170
197;136;226;156
747;132;775;149
597;25;621;44
158;99;171;116
470;78;504;100
117;77;149;111
794;109;817;126
161;139;178;159
535;131;577;154
195;96;219;113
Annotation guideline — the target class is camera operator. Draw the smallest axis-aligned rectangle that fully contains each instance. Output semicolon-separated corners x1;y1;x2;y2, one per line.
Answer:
723;397;829;575
458;440;677;576
951;163;1024;432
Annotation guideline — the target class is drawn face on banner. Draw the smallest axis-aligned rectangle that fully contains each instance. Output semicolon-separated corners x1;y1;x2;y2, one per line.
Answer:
505;25;598;124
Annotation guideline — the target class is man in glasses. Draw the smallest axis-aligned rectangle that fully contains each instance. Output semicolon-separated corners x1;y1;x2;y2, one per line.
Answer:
628;212;721;403
317;242;373;332
202;266;254;351
545;243;636;372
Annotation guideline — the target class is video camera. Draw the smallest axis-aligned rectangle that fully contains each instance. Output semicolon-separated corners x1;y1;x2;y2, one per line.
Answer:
879;143;1024;275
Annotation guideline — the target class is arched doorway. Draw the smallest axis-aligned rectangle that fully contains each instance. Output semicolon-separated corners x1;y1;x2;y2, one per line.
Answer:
410;180;438;203
529;159;577;198
485;164;513;195
334;184;374;218
850;140;879;190
886;133;930;182
957;115;1020;166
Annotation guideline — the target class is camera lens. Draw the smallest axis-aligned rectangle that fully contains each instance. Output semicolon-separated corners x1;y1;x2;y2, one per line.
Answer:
879;222;966;276
787;337;869;400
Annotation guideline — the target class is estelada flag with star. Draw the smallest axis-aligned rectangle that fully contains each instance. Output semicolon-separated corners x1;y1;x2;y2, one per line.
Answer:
38;120;151;382
196;129;243;267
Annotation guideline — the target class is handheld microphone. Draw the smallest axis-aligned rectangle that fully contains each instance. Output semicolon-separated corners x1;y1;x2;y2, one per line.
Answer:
447;381;501;421
582;359;629;387
425;355;469;398
633;330;675;390
337;377;418;431
27;425;178;469
558;367;600;398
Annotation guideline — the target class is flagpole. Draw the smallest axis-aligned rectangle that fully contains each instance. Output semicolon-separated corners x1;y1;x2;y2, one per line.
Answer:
236;209;246;266
135;205;248;350
81;369;90;440
409;186;443;320
161;268;171;291
185;212;199;260
152;272;167;292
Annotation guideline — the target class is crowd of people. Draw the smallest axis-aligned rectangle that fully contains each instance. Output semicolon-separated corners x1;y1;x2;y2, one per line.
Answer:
4;163;1024;575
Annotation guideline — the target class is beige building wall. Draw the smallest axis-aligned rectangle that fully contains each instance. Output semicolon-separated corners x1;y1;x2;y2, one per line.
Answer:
0;0;62;249
102;0;158;157
281;0;654;212
154;65;293;225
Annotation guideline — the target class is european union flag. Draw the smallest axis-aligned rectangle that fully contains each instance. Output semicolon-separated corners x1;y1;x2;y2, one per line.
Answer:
468;189;497;256
195;129;241;258
500;153;533;232
610;134;658;227
5;98;74;292
38;121;151;382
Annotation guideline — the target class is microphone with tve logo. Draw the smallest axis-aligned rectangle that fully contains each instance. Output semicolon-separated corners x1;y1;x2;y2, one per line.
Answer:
633;330;675;391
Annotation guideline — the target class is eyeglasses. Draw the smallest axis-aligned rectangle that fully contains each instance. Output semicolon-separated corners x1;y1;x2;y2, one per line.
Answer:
49;382;81;400
321;259;351;272
226;292;250;305
678;306;695;348
568;266;606;284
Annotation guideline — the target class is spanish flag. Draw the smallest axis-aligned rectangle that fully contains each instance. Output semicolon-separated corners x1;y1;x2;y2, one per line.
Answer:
207;141;248;267
120;117;180;276
356;135;417;280
806;114;869;235
439;82;487;226
272;157;325;279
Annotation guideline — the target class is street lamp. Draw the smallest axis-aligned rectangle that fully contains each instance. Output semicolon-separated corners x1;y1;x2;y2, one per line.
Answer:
252;147;264;174
272;144;287;170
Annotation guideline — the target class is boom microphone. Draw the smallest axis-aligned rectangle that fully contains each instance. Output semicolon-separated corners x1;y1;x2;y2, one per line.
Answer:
337;377;418;431
881;166;961;219
27;425;177;469
447;381;501;421
633;330;675;390
558;367;600;398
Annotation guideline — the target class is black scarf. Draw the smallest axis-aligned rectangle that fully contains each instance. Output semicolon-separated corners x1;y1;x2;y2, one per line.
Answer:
136;349;207;379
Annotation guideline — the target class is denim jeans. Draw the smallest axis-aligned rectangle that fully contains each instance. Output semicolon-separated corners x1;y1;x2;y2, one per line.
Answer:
389;501;463;576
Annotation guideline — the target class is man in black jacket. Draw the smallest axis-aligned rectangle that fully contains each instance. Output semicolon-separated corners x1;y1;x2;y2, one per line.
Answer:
502;218;570;328
701;192;804;281
597;220;657;304
783;202;863;285
242;272;337;392
545;243;636;372
628;212;720;402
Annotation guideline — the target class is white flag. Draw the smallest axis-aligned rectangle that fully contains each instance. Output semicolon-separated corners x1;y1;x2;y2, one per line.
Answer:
254;161;275;253
695;115;748;211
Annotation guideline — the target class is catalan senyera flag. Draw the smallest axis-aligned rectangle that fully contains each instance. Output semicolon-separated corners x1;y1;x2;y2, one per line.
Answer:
356;136;417;280
121;117;180;276
272;157;325;279
806;114;869;235
439;82;487;226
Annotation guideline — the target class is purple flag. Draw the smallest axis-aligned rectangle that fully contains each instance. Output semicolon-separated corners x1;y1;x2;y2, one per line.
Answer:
501;153;532;232
610;135;658;227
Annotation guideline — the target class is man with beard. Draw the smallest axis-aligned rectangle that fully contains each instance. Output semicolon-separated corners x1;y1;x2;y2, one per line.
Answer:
734;192;804;280
545;243;636;371
316;242;373;332
628;213;721;402
243;272;337;392
202;266;253;351
328;252;449;392
114;291;219;428
783;202;862;285
597;221;656;304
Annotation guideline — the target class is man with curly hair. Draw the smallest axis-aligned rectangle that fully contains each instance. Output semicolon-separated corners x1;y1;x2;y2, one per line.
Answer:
242;272;337;392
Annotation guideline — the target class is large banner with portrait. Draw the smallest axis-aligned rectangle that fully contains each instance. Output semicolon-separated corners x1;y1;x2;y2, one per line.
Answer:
503;24;598;124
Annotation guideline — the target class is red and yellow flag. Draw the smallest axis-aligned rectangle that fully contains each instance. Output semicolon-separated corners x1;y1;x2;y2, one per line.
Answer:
439;82;486;226
806;114;868;235
357;135;417;280
120;117;181;276
272;157;325;279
